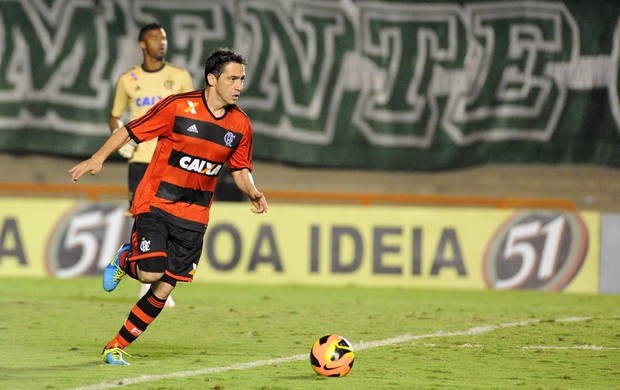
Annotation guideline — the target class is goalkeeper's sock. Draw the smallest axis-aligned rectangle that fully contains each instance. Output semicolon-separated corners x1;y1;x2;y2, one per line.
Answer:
105;289;166;349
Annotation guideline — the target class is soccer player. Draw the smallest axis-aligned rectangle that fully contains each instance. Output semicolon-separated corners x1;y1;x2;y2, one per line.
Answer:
70;48;268;365
109;23;194;306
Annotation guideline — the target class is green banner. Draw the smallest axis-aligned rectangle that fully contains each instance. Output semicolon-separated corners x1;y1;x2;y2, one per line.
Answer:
1;0;619;170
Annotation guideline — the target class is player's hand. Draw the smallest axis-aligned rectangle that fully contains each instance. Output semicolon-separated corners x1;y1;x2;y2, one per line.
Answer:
69;158;103;183
249;190;268;214
118;140;137;159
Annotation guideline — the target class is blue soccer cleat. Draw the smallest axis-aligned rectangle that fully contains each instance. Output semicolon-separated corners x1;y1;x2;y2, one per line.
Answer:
103;243;130;292
101;343;130;365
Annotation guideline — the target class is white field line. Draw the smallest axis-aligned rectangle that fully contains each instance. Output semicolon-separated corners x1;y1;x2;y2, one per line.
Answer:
73;316;592;390
520;345;619;351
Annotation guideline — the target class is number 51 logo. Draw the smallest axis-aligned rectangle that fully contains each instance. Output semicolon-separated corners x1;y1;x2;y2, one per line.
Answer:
483;212;588;291
46;202;132;278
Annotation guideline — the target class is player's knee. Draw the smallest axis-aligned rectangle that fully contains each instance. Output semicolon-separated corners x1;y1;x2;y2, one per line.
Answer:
136;256;166;283
138;271;164;284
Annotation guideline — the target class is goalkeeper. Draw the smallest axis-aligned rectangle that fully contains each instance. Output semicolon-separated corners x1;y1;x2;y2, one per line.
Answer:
109;23;193;307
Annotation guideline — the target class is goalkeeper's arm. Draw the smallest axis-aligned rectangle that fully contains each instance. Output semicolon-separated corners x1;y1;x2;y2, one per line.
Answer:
109;114;136;159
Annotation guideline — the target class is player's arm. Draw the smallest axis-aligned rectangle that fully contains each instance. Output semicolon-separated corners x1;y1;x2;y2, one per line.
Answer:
108;114;138;160
230;168;268;214
109;76;136;158
109;77;128;132
108;114;124;133
69;127;131;183
109;113;136;158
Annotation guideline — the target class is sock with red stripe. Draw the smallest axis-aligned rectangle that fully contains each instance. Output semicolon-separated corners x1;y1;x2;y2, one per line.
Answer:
105;289;166;349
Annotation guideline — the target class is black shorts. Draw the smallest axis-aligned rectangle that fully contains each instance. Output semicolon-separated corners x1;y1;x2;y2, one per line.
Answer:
128;162;149;208
129;212;204;282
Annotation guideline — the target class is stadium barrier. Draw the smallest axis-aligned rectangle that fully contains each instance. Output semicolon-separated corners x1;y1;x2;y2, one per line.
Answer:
3;184;617;295
0;182;576;210
0;197;600;293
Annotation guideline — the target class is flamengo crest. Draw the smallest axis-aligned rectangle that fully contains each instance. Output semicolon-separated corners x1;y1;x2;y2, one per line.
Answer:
140;239;151;253
224;131;236;147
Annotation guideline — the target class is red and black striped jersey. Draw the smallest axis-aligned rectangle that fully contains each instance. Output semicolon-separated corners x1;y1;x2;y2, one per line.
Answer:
126;90;253;231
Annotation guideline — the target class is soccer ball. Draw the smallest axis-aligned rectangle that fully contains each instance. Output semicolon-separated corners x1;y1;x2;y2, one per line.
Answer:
309;334;355;377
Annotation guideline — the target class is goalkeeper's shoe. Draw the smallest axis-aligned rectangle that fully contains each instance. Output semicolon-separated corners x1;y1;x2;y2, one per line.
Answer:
101;343;130;365
103;243;130;292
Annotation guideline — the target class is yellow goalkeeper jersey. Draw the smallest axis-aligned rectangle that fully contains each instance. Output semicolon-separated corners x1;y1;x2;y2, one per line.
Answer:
110;63;193;163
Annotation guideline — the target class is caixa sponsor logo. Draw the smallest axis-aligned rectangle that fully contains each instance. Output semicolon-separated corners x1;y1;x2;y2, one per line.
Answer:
179;156;222;176
46;203;132;278
483;212;588;291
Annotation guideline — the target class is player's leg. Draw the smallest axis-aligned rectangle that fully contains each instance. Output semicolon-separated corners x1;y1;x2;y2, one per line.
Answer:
125;213;168;283
138;280;175;307
139;282;150;297
101;212;170;365
127;162;167;303
101;276;176;365
102;243;131;292
102;212;164;292
165;221;205;283
101;214;204;364
127;162;147;210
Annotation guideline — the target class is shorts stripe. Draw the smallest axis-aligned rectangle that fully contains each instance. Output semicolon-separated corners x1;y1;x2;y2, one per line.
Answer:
164;270;194;283
130;251;167;262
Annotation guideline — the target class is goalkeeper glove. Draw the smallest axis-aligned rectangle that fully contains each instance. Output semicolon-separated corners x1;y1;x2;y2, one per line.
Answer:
118;140;137;159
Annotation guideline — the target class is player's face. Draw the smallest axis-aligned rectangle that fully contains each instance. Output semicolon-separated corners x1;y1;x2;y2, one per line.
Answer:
141;28;167;61
214;63;245;105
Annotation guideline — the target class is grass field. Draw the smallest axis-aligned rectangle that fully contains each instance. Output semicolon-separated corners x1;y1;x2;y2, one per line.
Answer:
1;277;618;389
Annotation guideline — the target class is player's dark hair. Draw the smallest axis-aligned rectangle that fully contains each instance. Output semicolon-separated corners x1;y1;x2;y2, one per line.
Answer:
204;48;248;86
138;23;163;42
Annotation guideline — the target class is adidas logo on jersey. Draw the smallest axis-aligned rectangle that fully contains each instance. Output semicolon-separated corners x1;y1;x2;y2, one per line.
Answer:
187;124;198;133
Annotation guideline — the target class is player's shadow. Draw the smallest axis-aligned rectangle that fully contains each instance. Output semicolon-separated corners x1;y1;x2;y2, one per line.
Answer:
280;374;320;380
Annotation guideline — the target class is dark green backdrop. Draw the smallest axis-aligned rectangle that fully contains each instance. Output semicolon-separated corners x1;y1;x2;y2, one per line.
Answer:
1;0;619;170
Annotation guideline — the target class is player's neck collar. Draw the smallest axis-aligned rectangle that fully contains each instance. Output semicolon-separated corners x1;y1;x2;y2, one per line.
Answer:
141;62;166;73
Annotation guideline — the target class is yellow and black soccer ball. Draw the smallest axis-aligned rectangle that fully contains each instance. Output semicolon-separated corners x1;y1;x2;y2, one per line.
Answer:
309;334;355;377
